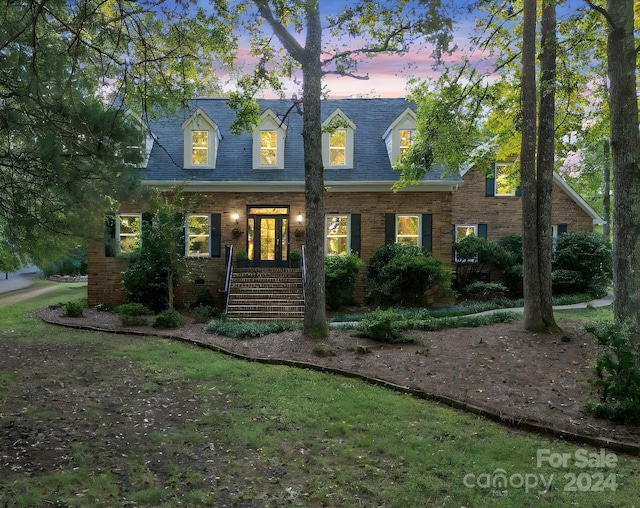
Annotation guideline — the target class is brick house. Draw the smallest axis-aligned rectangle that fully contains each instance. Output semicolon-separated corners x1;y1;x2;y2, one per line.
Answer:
87;98;603;311
88;98;460;309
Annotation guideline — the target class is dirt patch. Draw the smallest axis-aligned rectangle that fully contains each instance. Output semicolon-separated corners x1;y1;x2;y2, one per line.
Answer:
32;306;640;453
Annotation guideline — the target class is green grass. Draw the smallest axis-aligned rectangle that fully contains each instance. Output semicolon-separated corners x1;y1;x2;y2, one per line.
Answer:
1;284;637;507
555;304;614;323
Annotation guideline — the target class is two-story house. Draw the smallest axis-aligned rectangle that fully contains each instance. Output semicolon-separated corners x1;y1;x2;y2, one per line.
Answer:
88;98;461;308
87;98;603;310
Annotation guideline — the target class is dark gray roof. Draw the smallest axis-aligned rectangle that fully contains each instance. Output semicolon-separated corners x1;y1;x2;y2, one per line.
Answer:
144;98;461;185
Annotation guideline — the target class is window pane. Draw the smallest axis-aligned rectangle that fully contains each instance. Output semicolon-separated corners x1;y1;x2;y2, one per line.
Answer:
118;215;140;254
495;164;519;195
456;225;476;241
260;131;277;165
192;131;208;165
329;130;346;165
326;216;348;255
400;130;414;154
397;215;419;246
188;214;210;256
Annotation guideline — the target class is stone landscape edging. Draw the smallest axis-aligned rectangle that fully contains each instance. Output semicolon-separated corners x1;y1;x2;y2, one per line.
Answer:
38;314;640;457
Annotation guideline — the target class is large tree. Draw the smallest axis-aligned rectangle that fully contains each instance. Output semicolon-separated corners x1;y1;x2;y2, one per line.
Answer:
228;0;452;337
0;0;231;264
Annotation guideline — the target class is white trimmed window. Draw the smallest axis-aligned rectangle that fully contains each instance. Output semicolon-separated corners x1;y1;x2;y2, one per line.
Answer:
253;109;286;169
399;129;415;156
325;215;350;256
396;215;420;246
182;109;220;169
454;224;478;262
117;214;141;254
186;214;210;257
322;109;355;169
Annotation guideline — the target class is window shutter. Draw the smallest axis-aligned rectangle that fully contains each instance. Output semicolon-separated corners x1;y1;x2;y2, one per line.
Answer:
351;214;361;256
558;223;567;235
384;213;395;244
452;226;457;262
422;213;433;253
210;213;222;257
176;213;186;255
515;186;522;197
478;224;488;239
486;162;496;197
105;215;116;257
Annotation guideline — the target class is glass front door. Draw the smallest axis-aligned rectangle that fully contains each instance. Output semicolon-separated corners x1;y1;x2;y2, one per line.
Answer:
247;207;289;267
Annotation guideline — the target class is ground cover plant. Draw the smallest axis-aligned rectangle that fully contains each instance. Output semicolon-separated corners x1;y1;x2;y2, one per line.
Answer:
2;284;640;506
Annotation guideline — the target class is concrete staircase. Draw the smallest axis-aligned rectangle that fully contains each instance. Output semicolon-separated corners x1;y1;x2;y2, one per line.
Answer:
226;268;305;321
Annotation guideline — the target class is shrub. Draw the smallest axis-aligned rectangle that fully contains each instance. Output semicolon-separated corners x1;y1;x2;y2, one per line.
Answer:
153;308;184;329
585;321;640;424
357;308;413;343
325;253;364;309
551;269;584;295
464;282;508;301
205;319;301;338
495;234;523;296
366;243;451;307
63;299;85;317
454;236;512;293
554;231;612;297
192;289;217;308
191;305;222;323
117;303;152;326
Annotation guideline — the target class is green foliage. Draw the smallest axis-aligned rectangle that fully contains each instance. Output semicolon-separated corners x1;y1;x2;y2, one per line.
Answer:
205;319;302;339
464;282;508;301
553;231;612;297
453;235;511;292
117;303;152;326
190;305;222;323
63;299;85;318
41;246;87;277
153;309;184;329
0;243;20;275
586;321;640;424
312;343;337;357
551;269;585;294
357;308;413;343
121;190;199;311
366;243;451;307
325;253;364;309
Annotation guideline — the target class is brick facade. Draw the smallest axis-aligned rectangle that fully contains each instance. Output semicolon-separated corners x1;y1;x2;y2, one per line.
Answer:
452;169;595;239
87;189;454;307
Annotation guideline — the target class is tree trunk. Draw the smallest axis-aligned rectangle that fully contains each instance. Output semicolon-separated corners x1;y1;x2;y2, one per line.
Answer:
607;0;640;328
603;139;611;239
301;5;328;337
520;0;545;331
535;0;560;332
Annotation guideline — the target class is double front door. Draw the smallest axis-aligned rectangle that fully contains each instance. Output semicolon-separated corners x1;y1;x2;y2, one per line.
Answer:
247;207;290;268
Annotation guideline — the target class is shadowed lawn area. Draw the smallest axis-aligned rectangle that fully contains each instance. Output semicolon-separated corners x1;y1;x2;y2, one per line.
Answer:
1;285;638;507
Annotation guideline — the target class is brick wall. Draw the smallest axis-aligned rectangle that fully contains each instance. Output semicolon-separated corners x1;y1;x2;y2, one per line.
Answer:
452;169;595;239
88;189;454;307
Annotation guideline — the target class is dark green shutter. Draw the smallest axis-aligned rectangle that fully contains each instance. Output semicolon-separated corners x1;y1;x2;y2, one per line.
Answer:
486;162;496;197
351;214;361;256
384;213;395;244
452;226;457;262
478;224;488;239
422;213;432;253
105;215;116;257
176;213;186;255
558;223;567;235
211;213;222;257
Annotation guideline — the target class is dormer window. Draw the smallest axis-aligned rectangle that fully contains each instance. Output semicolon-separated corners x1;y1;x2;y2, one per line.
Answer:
322;109;355;169
384;107;417;164
182;109;220;169
253;109;286;169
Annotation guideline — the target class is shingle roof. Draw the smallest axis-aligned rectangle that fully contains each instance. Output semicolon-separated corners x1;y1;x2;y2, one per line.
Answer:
143;98;461;186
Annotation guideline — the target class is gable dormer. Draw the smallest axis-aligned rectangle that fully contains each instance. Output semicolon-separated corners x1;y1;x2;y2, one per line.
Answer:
182;108;220;169
383;107;416;165
322;109;356;169
252;109;287;169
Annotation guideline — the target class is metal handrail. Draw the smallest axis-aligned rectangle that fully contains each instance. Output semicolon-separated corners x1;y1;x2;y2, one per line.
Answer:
301;244;306;302
223;244;234;314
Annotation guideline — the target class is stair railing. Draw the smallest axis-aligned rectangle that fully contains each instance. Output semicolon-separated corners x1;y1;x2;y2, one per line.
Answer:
223;244;234;315
301;244;306;302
